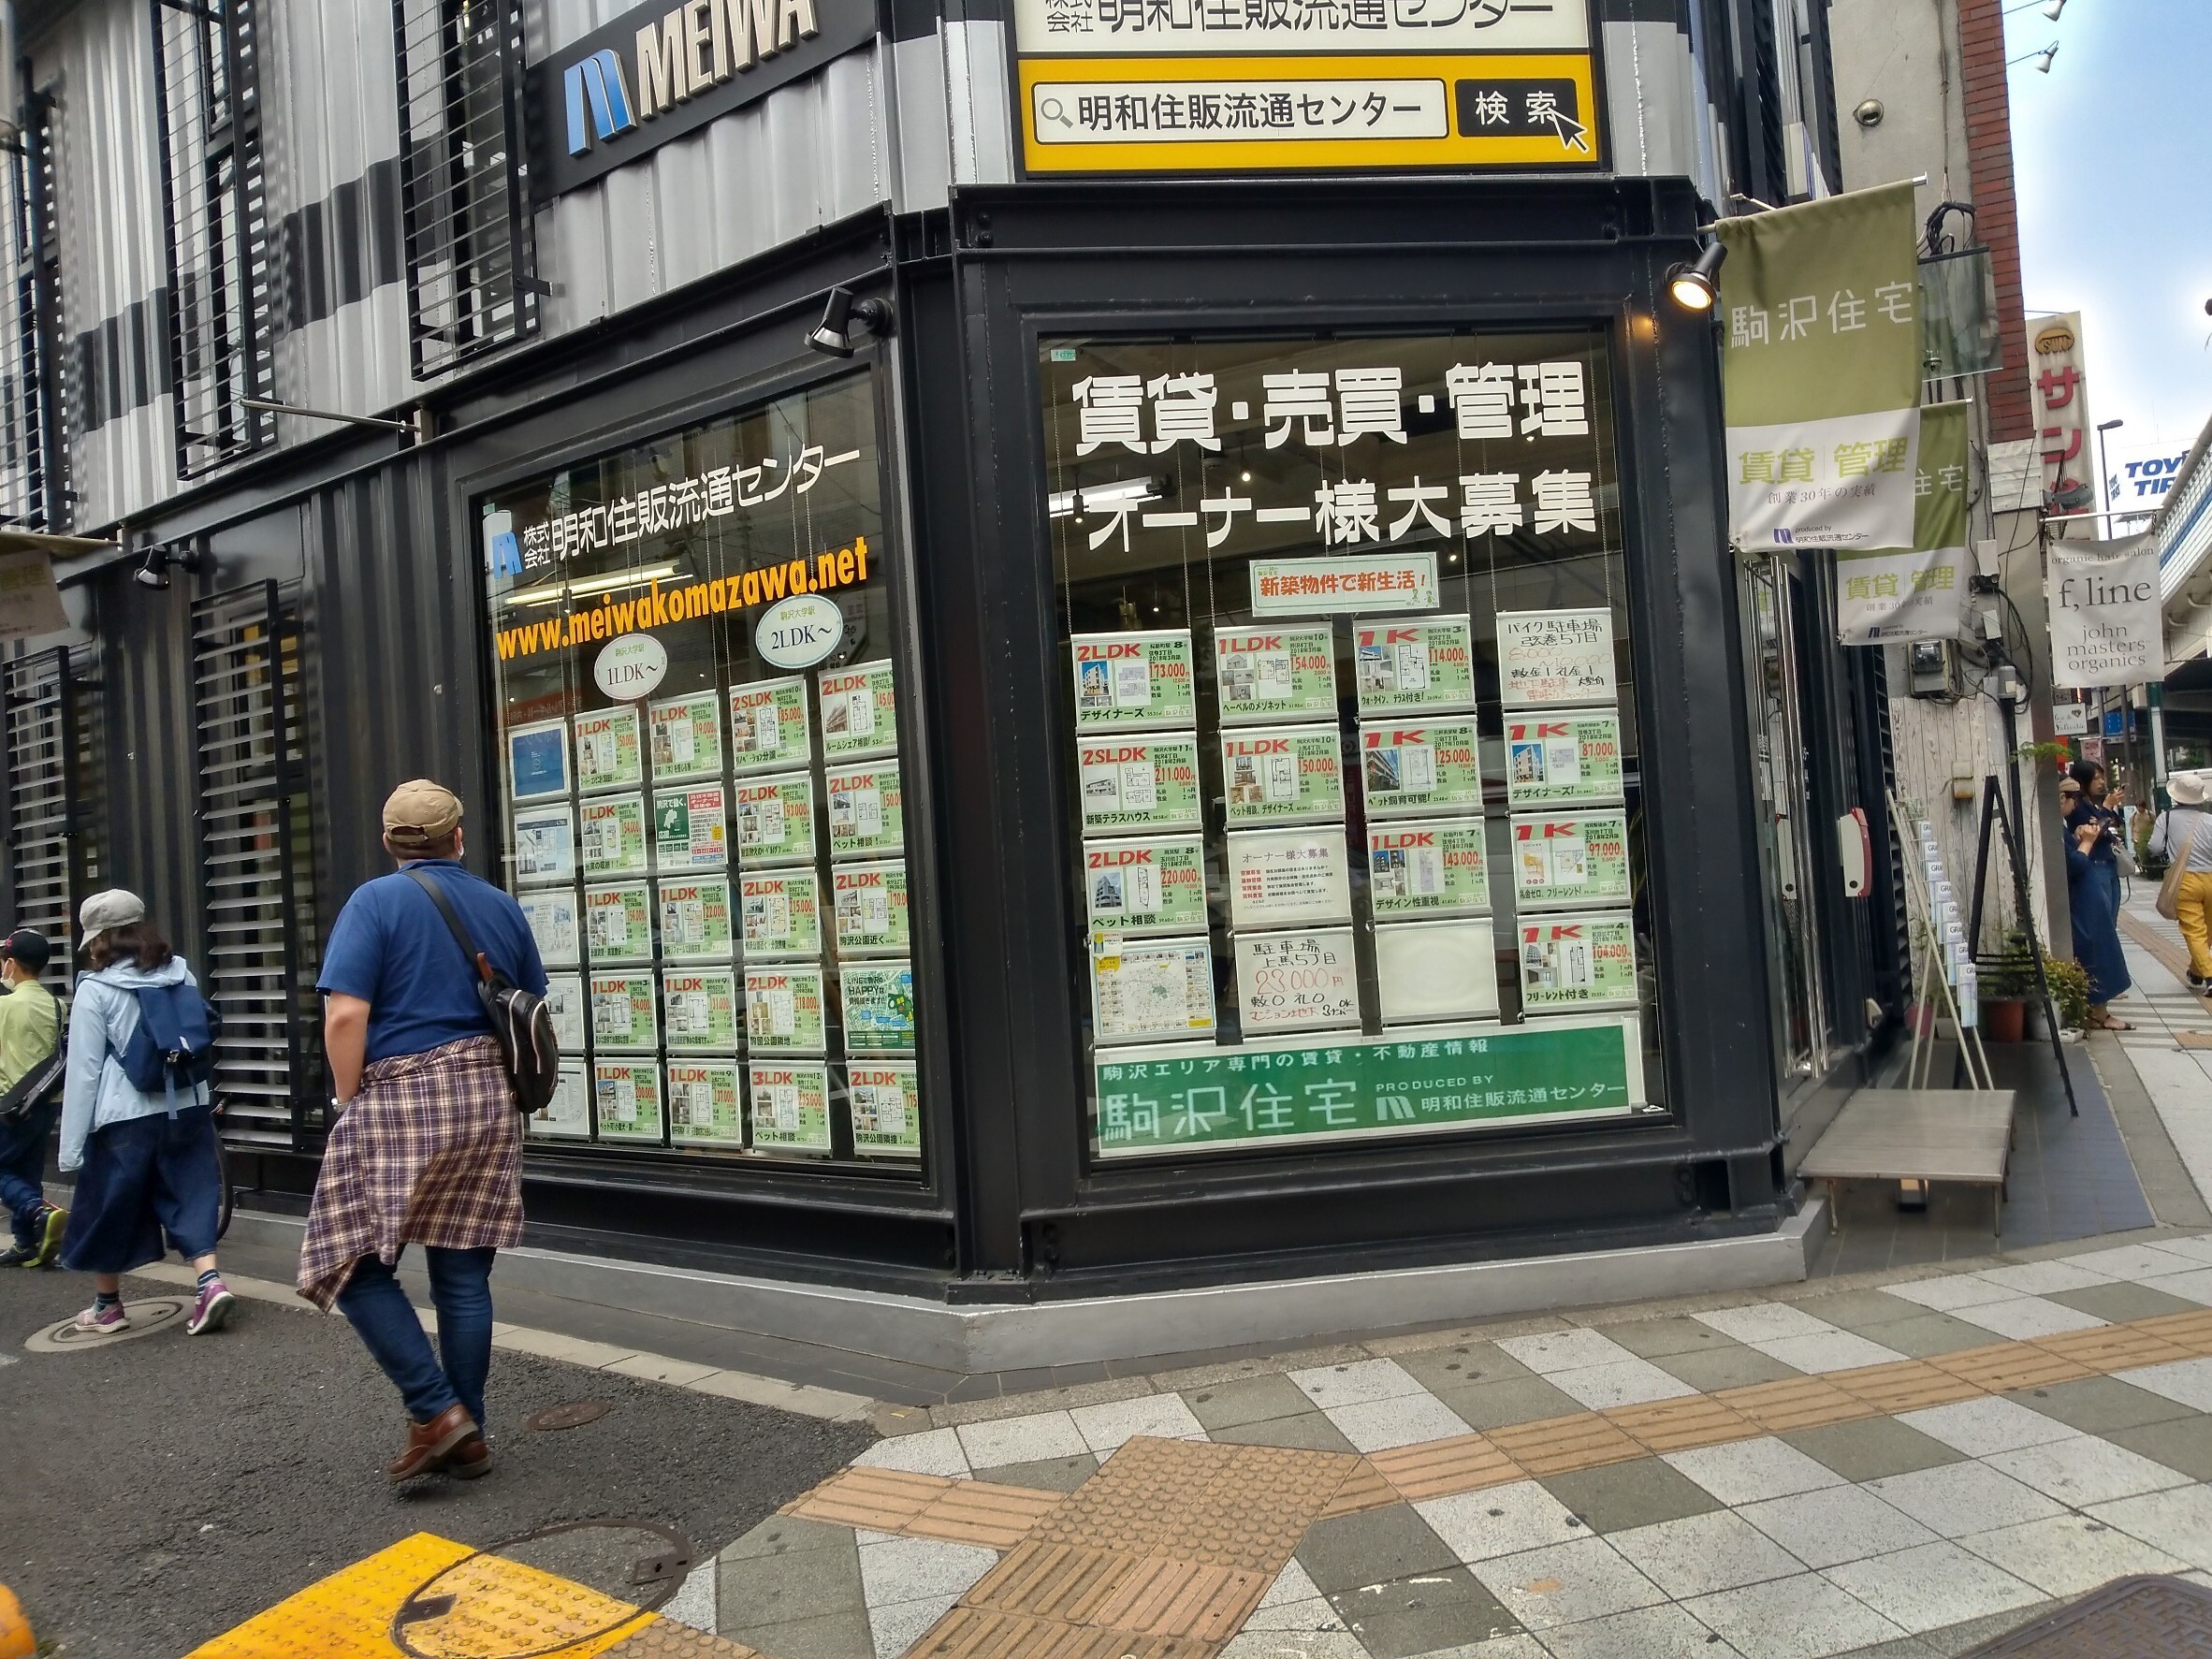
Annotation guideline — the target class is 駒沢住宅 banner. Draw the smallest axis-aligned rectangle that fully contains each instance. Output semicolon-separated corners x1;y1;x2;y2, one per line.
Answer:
1014;0;1602;176
1836;402;1971;645
1717;182;1923;551
2048;536;2162;690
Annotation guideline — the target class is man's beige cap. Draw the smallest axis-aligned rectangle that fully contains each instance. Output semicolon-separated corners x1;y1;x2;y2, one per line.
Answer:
383;779;464;848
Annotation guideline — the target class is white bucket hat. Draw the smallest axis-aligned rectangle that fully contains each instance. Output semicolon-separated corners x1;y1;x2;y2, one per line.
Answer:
2170;771;2212;808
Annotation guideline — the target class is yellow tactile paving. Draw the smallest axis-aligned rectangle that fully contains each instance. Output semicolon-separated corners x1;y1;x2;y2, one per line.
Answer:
2033;1323;2199;1372
785;1466;957;1533
2135;1309;2212;1354
1486;1411;1644;1476
184;1532;654;1659
1602;1395;1761;1455
1315;1458;1397;1518
1369;1432;1525;1501
1927;1341;2097;1393
909;1480;1068;1550
904;1606;1220;1658
1714;1375;1874;1433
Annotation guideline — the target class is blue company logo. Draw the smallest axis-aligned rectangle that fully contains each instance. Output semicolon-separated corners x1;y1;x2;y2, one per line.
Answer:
1772;527;1795;545
564;49;638;156
485;512;523;577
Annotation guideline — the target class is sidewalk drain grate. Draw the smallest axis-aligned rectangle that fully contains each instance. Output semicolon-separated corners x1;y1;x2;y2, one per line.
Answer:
528;1400;614;1432
390;1521;697;1657
1960;1574;2212;1656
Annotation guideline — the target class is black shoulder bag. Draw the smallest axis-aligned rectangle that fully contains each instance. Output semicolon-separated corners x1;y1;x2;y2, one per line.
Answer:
0;996;65;1124
405;868;560;1113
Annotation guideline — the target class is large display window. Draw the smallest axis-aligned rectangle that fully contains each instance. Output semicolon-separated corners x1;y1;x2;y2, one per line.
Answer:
1041;330;1666;1162
480;373;924;1171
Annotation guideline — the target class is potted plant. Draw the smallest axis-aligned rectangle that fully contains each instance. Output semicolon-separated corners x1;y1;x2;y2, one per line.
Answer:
1977;931;2037;1042
2044;956;2092;1038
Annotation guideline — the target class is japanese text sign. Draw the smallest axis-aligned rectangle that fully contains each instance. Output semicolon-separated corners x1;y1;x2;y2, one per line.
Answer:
1836;402;1972;646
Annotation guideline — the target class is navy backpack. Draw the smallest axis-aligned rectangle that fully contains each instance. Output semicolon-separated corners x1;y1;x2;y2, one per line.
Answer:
119;981;223;1114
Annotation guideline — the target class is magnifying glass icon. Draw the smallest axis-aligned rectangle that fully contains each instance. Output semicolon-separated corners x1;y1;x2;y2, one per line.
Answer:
1040;95;1072;128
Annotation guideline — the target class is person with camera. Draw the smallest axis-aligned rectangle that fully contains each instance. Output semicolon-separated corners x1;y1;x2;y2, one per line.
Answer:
2063;761;2133;1030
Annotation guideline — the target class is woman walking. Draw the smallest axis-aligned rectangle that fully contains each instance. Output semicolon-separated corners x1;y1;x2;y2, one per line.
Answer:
57;890;235;1333
2062;762;2133;1031
2152;769;2212;993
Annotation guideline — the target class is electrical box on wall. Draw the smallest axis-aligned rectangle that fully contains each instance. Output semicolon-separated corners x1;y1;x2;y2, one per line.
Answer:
1909;640;1965;702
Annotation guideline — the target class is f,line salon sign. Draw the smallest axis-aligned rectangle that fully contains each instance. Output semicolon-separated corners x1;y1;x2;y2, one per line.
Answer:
527;0;876;200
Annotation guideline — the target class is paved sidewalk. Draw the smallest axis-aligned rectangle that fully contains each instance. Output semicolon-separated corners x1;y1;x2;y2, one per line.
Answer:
668;1229;2212;1659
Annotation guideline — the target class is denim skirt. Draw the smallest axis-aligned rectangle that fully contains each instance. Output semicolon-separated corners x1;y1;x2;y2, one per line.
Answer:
59;1105;222;1273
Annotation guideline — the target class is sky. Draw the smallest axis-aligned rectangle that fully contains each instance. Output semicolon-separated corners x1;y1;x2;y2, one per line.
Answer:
2002;0;2212;485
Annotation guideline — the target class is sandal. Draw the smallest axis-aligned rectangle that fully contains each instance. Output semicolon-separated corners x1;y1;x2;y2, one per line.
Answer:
2089;1013;2132;1031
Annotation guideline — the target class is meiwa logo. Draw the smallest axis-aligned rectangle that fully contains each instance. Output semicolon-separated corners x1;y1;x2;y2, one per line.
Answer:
1772;527;1796;545
564;0;823;156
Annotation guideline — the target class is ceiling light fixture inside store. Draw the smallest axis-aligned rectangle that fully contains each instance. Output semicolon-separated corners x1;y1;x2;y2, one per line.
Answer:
1665;240;1727;311
805;287;895;358
507;562;679;607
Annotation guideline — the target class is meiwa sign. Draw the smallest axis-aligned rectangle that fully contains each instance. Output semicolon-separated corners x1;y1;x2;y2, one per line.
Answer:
528;0;876;199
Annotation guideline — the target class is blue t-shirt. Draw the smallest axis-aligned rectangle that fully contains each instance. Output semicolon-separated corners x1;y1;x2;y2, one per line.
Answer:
317;860;549;1063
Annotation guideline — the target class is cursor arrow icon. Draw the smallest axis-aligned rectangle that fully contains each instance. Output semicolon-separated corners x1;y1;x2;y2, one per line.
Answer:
1542;110;1591;153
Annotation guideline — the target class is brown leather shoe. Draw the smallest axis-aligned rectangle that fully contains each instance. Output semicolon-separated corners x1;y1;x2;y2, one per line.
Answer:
387;1404;477;1482
442;1433;493;1480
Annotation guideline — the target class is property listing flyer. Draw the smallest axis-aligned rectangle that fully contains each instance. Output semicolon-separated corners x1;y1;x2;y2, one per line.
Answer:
1090;936;1217;1043
729;677;812;774
1511;812;1632;910
512;803;576;885
818;660;898;762
850;1061;922;1157
1520;911;1639;1011
542;973;587;1050
662;967;742;1049
666;1059;745;1145
508;720;571;801
590;969;659;1051
658;875;735;958
1221;724;1345;827
1213;625;1337;726
1506;712;1624;808
1071;630;1196;732
1078;735;1203;834
530;1061;591;1139
648;691;723;780
1353;618;1477;714
652;784;728;869
825;763;904;859
1234;928;1361;1034
842;961;916;1053
1084;837;1208;935
745;965;828;1053
1369;819;1491;919
574;706;644;791
733;772;817;866
582;883;653;961
1359;720;1484;819
831;862;910;954
748;1061;832;1153
1226;829;1352;929
519;889;581;966
740;870;822;958
593;1060;663;1140
579;793;648;878
1375;919;1500;1024
1497;609;1616;708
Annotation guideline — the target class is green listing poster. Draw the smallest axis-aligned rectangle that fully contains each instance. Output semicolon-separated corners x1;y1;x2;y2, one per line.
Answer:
729;676;812;775
832;861;910;954
658;875;734;958
1360;720;1483;820
652;784;728;868
1071;630;1196;732
580;793;648;877
746;965;828;1053
1078;735;1203;834
666;1059;745;1145
1084;837;1208;935
749;1061;832;1153
818;660;898;762
662;967;742;1049
583;883;653;961
1369;819;1491;918
826;763;905;859
1092;1016;1646;1158
590;970;659;1050
594;1060;663;1141
842;960;916;1053
1213;625;1337;727
733;772;817;867
1506;712;1625;808
849;1060;922;1157
1353;618;1476;715
1512;811;1633;910
1221;723;1345;827
575;707;644;791
740;870;822;958
648;692;723;780
1520;911;1640;1011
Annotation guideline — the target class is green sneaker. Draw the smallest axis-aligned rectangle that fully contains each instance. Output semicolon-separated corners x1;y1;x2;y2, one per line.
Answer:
24;1204;65;1268
0;1242;33;1268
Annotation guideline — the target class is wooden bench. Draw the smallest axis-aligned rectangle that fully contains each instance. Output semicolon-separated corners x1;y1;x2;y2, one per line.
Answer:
1797;1088;2017;1238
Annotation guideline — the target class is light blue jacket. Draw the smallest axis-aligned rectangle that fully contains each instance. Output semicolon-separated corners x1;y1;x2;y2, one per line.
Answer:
59;957;210;1171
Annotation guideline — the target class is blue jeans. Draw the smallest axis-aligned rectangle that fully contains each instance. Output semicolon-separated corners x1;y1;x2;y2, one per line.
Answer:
0;1102;55;1244
335;1246;497;1431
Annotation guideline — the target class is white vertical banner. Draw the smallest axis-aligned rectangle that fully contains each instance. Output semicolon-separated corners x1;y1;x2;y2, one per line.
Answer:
2047;536;2162;689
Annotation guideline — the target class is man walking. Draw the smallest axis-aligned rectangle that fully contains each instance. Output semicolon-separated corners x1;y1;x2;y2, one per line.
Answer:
297;781;546;1482
0;929;65;1268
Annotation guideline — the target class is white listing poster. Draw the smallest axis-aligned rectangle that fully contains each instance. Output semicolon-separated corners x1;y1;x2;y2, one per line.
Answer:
1369;819;1490;918
530;1062;592;1140
542;974;588;1051
513;805;576;885
1225;829;1352;929
1234;928;1361;1035
1498;609;1616;708
519;889;581;967
1213;625;1337;726
1091;936;1217;1044
1072;630;1197;731
1375;919;1500;1024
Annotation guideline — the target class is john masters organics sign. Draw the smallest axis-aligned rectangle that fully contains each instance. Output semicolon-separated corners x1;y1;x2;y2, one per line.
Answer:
528;0;877;200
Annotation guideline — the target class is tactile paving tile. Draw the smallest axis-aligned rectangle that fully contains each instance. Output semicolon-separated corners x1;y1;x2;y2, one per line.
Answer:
1957;1572;2212;1657
603;1620;764;1658
1088;1558;1271;1642
1826;1359;1988;1415
1368;1433;1523;1501
2033;1324;2199;1373
1150;1444;1361;1568
1601;1394;1761;1455
1484;1411;1644;1477
1928;1342;2097;1393
904;1607;1222;1659
2132;1310;2212;1356
910;1480;1068;1550
966;1541;1144;1625
1316;1459;1398;1518
1713;1375;1875;1433
1027;1437;1245;1554
785;1466;953;1533
405;1552;653;1658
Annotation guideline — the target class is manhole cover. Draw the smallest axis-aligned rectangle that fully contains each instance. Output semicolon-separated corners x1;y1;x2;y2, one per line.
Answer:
391;1521;696;1659
23;1298;188;1353
527;1400;613;1432
1961;1573;2212;1656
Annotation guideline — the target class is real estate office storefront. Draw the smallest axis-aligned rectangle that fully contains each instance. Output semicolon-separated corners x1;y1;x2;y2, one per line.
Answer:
28;67;1904;1353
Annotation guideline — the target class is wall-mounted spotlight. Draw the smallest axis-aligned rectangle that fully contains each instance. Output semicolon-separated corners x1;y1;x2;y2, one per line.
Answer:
133;544;205;590
805;287;895;358
1666;240;1727;311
